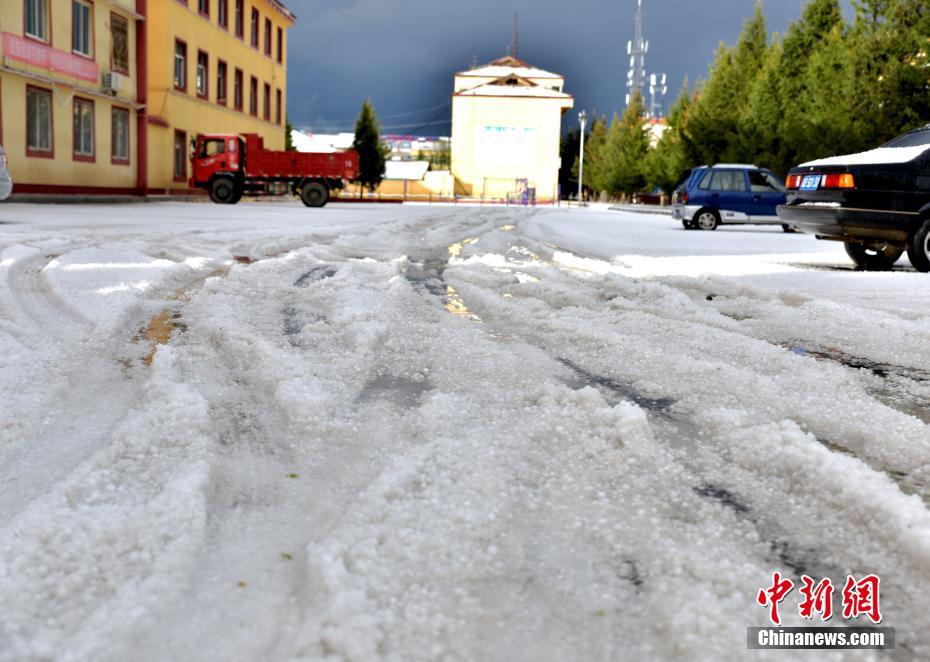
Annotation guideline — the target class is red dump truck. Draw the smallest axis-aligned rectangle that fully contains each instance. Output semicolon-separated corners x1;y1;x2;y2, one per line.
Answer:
189;133;359;207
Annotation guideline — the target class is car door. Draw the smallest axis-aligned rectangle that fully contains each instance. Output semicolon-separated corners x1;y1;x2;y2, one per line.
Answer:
747;170;786;221
192;138;227;184
914;153;930;214
706;169;752;221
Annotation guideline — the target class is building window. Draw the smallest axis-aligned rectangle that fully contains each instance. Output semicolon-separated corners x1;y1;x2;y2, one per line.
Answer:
234;0;243;37
73;97;95;161
112;107;130;164
249;77;258;116
250;9;259;48
276;27;283;64
264;18;272;56
196;51;209;98
25;0;49;42
111;13;130;73
174;130;187;181
198;0;208;17
218;0;227;28
263;83;270;121
26;86;53;156
233;68;243;111
275;89;282;125
72;0;93;56
174;40;187;90
217;60;228;105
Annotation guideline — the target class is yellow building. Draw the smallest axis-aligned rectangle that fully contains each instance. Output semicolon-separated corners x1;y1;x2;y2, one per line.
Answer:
0;0;142;194
0;0;293;196
451;56;573;203
144;0;294;194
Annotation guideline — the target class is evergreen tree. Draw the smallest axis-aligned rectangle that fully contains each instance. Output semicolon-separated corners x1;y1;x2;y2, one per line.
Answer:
353;99;388;194
777;0;845;168
559;126;583;198
732;1;769;92
852;0;891;31
681;44;739;165
579;115;609;197
740;40;786;172
603;93;650;197
645;79;692;194
285;118;295;151
794;25;867;164
642;0;928;190
851;0;930;139
682;4;768;166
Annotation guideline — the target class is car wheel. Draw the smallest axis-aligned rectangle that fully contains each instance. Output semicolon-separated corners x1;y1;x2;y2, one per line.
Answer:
694;208;720;231
906;219;930;273
844;241;905;271
210;177;237;204
682;219;696;230
300;182;329;208
781;224;797;234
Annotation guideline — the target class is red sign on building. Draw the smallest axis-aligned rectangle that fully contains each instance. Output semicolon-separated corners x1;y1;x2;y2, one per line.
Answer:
3;33;99;83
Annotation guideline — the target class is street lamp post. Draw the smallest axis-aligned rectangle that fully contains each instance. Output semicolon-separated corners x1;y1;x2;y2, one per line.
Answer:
577;110;586;206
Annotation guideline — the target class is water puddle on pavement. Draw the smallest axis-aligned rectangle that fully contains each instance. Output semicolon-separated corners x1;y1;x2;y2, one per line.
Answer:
141;310;188;366
508;245;543;263
811;433;930;507
444;284;482;322
558;357;677;418
693;483;751;515
136;263;236;366
294;266;337;288
782;342;930;423
168;266;232;303
447;237;480;259
785;343;930;382
357;375;433;409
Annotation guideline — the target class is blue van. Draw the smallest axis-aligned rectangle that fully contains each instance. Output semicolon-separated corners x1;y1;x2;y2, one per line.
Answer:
672;164;789;231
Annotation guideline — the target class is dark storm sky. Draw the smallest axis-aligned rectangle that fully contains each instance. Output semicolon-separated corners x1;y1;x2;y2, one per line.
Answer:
284;0;854;136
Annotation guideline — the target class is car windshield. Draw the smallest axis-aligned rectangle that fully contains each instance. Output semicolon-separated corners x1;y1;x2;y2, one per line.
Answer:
881;129;930;149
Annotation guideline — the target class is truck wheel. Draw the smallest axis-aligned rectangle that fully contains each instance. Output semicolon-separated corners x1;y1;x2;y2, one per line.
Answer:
906;219;930;273
694;208;719;231
844;241;904;271
210;177;237;204
300;182;329;208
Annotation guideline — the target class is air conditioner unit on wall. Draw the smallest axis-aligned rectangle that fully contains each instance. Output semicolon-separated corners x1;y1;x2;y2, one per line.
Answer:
102;72;123;95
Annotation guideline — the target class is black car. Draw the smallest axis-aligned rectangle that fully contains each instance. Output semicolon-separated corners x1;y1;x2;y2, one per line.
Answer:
777;125;930;272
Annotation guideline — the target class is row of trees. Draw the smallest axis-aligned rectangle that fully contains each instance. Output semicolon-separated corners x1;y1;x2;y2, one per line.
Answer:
561;0;930;200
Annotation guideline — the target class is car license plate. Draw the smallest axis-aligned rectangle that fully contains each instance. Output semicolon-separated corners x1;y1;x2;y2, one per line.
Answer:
800;175;822;191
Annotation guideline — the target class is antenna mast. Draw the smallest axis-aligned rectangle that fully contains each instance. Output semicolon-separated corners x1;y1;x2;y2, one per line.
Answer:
511;13;519;59
649;73;668;119
626;0;647;106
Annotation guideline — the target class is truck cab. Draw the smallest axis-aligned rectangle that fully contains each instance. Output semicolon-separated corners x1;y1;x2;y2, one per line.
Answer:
190;134;242;191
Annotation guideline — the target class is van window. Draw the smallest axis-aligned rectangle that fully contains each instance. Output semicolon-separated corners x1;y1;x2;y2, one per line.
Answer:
749;170;785;192
675;169;695;189
702;170;747;192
